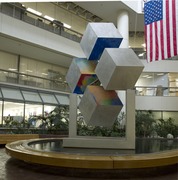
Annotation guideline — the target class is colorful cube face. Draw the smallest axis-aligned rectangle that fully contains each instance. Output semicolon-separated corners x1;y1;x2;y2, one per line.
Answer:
66;58;98;94
80;23;123;60
79;86;123;127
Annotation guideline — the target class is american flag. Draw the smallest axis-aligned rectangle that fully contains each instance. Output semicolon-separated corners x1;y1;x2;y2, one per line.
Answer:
144;0;178;62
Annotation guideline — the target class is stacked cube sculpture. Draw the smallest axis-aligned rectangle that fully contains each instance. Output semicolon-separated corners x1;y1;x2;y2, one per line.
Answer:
66;22;144;127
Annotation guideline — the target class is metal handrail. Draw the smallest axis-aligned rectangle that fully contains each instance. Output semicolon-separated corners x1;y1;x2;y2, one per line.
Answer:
0;2;83;42
0;69;70;92
135;86;178;97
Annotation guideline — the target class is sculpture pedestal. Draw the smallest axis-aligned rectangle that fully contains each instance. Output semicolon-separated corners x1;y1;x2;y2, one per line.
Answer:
63;137;135;149
63;90;135;149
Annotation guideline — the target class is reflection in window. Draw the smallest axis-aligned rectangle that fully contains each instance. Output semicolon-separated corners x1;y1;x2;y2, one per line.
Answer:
0;50;18;71
22;91;42;103
136;110;178;125
3;102;24;125
44;105;56;116
151;111;162;120
0;101;2;124
55;94;69;105
1;88;24;101
19;56;68;90
20;56;67;82
163;111;178;125
40;93;58;104
25;103;42;128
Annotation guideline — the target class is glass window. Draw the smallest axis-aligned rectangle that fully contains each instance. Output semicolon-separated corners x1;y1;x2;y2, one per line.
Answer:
0;101;2;124
163;111;178;124
40;93;58;105
55;94;69;105
22;91;42;103
0;50;18;83
152;111;162;120
3;102;24;125
0;51;18;71
44;105;56;116
19;56;68;90
20;56;52;78
0;90;2;99
25;103;43;128
1;87;24;101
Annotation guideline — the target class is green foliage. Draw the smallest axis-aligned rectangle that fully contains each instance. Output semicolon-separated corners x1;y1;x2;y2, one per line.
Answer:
154;118;178;138
2;107;178;139
135;110;178;138
1;105;69;134
77;112;126;137
135;110;156;137
35;105;69;133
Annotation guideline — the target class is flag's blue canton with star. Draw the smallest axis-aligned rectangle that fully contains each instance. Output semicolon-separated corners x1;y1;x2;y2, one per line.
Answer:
144;0;163;25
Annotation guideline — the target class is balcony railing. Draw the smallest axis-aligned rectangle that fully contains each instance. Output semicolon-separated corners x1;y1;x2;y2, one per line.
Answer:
1;3;178;61
0;69;70;93
1;68;178;97
135;86;178;97
0;3;82;43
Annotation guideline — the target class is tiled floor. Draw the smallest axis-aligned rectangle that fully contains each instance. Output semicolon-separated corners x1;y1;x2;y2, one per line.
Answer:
0;147;178;180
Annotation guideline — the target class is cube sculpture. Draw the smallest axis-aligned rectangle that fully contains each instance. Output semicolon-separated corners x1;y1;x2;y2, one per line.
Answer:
79;86;123;127
66;58;98;94
95;48;144;90
66;22;144;128
80;23;123;60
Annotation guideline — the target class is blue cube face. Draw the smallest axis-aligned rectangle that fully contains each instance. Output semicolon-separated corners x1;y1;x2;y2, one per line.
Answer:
88;37;123;60
80;23;123;61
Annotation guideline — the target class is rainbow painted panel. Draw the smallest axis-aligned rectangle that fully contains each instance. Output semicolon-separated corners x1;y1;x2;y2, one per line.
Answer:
75;58;97;74
88;86;123;106
73;58;98;94
74;74;97;94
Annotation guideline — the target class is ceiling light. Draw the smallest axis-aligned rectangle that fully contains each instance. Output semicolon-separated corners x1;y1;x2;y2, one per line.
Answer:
138;53;144;57
157;73;164;76
8;68;17;71
44;15;54;21
63;23;71;29
26;70;33;73
27;8;42;16
142;43;146;48
142;75;149;78
42;73;48;76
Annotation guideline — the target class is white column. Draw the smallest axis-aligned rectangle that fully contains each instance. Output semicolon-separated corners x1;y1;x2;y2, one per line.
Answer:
126;89;135;149
117;10;129;123
117;10;129;48
68;93;77;137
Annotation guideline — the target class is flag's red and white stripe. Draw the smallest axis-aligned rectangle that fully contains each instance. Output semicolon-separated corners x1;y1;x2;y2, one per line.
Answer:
145;0;178;62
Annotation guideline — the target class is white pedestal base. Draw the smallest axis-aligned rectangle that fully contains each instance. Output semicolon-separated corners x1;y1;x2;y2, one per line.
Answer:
63;136;135;149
